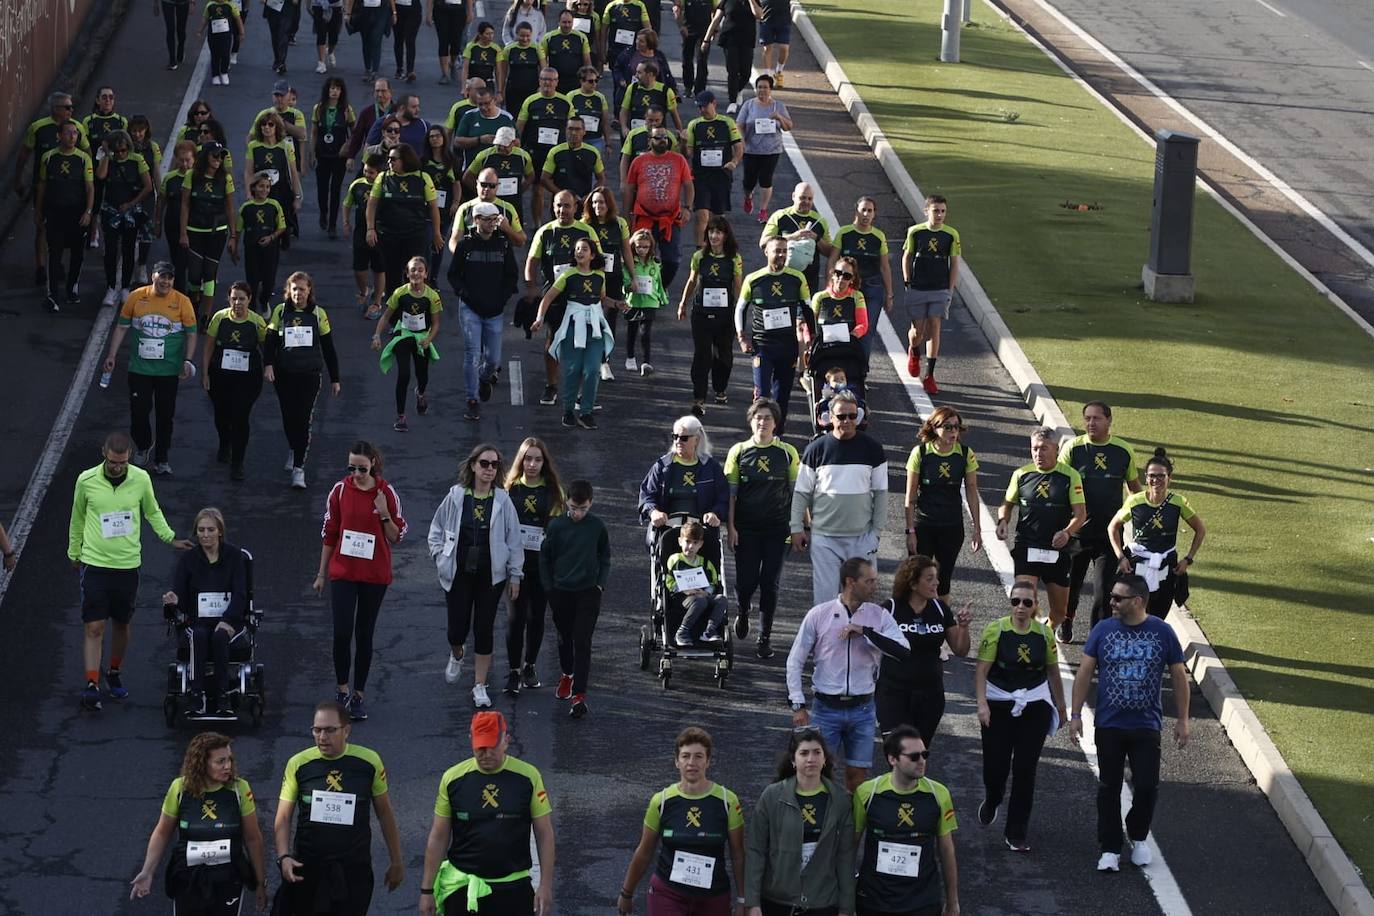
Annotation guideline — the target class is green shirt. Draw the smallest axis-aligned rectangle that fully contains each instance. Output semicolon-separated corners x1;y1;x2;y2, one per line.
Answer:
538;513;611;591
833;225;889;285
24;117;90;179
621;81;679;123
685;114;741;172
1113;491;1196;554
566;89;611;138
384;283;443;335
186;170;236;232
853;774;956;913
529;219;601;287
462;40;506;83
368;170;436;237
433;756;552;876
237;197;286;243
161;776;255;871
738;267;811;344
976;616;1058;691
903;222;961;291
724;438;799;532
68;464;176;568
1003;462;1085;550
517;93;573;151
1064;433;1139;538
905;442;979;527
541;142;604;197
643;783;743;896
279;744;388;865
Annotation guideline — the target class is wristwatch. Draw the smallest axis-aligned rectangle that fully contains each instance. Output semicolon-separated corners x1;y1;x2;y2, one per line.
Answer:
790;701;805;712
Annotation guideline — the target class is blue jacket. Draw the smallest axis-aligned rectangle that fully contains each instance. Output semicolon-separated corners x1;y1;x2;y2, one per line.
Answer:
638;452;729;523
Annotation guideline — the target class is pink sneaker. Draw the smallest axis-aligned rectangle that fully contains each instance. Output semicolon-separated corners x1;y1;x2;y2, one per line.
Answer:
743;192;754;214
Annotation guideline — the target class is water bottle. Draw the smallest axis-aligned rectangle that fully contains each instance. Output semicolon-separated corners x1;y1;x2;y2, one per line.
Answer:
99;370;112;389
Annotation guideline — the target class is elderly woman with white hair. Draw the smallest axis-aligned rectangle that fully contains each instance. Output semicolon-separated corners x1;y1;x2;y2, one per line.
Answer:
637;414;730;547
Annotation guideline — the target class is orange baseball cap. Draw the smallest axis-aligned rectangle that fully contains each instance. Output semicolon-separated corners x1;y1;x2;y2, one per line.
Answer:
471;711;508;749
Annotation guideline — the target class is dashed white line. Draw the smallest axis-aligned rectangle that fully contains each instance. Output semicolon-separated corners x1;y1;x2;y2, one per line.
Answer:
508;357;524;406
1253;0;1287;17
1359;60;1374;73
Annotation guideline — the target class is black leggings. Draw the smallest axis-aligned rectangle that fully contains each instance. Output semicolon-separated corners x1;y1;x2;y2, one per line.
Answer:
380;231;428;300
680;29;711;96
742;153;780;193
162;1;190;63
186;229;227;302
103;224;137;290
690;312;734;399
624;311;654;361
393;3;421;73
914;523;963;597
733;528;788;639
391;336;431;413
445;567;504;655
876;682;946;748
981;698;1051;844
129;372;180;464
549;586;600;695
44;212;86;299
243;239;281;310
272;369;320;468
722;38;753;105
208;30;233;78
331;579;388;691
1067;536;1114;625
433;5;466;59
189;622;233;699
208;366;263;465
315;157;348;230
507;554;546;668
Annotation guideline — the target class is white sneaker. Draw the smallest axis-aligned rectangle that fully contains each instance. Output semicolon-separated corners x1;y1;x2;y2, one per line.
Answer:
1097;852;1120;872
1130;842;1152;867
230;52;238;65
328;51;336;66
290;467;306;489
102;287;117;307
211;75;222;86
599;362;614;381
285;451;296;472
472;683;492;708
135;266;149;285
640;362;654;376
220;74;229;86
315;61;327;74
624;356;637;372
444;653;463;684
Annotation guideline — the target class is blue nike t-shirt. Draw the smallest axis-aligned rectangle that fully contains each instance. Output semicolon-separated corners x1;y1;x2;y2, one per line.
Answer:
1082;615;1184;731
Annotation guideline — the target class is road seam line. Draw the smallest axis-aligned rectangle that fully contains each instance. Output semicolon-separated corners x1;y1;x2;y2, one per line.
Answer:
1253;0;1287;17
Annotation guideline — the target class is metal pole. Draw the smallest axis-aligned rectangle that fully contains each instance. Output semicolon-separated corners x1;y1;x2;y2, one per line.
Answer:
940;0;961;62
963;0;973;24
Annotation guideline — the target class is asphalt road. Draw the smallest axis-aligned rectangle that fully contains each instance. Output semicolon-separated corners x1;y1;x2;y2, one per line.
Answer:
0;4;1336;915
1040;0;1374;313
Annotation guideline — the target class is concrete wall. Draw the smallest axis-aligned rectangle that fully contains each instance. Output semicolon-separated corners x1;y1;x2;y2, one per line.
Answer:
1;0;102;162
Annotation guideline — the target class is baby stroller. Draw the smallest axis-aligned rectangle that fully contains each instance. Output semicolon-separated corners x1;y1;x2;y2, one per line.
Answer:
162;548;266;727
803;336;870;438
638;513;736;689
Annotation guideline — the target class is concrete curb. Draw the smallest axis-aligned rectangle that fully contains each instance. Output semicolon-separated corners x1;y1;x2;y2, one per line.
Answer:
790;3;1373;914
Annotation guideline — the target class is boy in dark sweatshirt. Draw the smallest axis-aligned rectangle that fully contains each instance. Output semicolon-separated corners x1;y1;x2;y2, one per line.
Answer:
539;478;611;719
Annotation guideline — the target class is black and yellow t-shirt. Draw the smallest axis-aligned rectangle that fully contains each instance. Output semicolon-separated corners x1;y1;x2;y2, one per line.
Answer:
665;457;703;516
541;142;603;198
810;289;865;339
663;551;720;594
25;116;90;180
246;140;295;195
550;266;606;308
38;148;94;212
906;442;979;528
644;783;743;896
207;308;268;374
369;170;437;237
467;146;534;203
689;248;742;316
463;40;506;84
798;785;828;869
1065;434;1139;538
433;756;552;877
853;774;956;912
238;197;285;245
833;225;888;286
621;80;678;125
567;89;610;139
344;175;374;245
977;616;1057;692
540;29;590;81
724;437;798;533
606;0;650;45
459;489;495;560
685;114;741;173
384;283;443;335
1004;462;1085;550
186;171;236;232
420;158;457;211
620;125;678;165
204;1;237;32
903;222;961;291
162;776;256;872
503;42;544;96
279;744;388;865
102;154;150;208
739;267;812;345
589;216;630;296
1114;491;1196;555
268;303;332;374
84;111;129;151
530;220;601;288
517;93;573;152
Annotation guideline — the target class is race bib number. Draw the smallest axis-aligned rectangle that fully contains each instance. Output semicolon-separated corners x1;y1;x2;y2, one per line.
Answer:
138;338;166;361
435;189;448;209
875;841;921;877
362;0;382;7
1027;547;1060;564
699;148;723;167
340;529;377;560
537;126;560;146
761;307;791;331
197;592;231;618
186;839;232;867
573;16;592;32
669;850;715;889
309;790;357;825
100;510;134;539
401;311;427;332
582;115;600;134
632;274;654;295
602;253;616;274
553;262;574;281
754;117;777;135
801;840;818;871
519;524;545;551
703;287;728;309
673;566;709;591
497;177;519;196
265;168;281;186
396;0;413;5
283;325;313;348
615;27;635;45
221;349;250;372
821;322;850;343
266;0;283;10
210;17;230;33
630;118;646;130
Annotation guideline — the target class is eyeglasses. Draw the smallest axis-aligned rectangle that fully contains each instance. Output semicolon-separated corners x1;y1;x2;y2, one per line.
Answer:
475;458;500;469
1009;597;1034;607
479;181;498;188
938;421;961;430
1145;473;1168;480
1108;593;1138;603
832;270;854;280
833;413;858;421
671;433;696;441
899;750;931;761
311;726;343;735
346;465;371;474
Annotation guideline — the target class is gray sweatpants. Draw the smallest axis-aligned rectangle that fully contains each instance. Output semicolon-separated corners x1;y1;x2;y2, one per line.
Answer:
809;529;880;607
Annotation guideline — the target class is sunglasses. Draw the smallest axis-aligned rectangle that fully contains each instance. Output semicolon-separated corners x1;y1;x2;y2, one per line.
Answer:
1108;593;1139;603
899;750;931;761
475;458;500;470
479;181;498;188
832;270;854;280
1009;597;1034;607
193;110;210;117
384;128;402;134
347;464;371;474
671;433;696;441
834;413;858;421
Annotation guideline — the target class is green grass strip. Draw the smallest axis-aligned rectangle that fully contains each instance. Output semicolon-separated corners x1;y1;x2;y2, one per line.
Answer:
803;0;1374;878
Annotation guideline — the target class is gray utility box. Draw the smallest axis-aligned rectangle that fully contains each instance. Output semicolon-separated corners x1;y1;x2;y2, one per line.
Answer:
1142;129;1200;303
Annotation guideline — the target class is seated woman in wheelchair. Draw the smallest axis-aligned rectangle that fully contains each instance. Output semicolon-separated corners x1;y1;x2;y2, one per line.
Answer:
162;507;249;716
665;520;728;647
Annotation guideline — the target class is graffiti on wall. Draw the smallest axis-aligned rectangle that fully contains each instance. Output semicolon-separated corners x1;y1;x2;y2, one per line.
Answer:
1;0;97;166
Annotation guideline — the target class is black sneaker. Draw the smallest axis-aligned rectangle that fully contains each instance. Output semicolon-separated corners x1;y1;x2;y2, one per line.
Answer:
569;694;588;718
734;612;749;640
561;411;576;427
978;799;999;826
755;637;775;659
577;413;597;430
215;699;235;717
503;670;522;694
104;667;129;700
1057;618;1074;644
230;463;246;481
520;663;541;689
348;693;368;721
190;692;209;716
216;444;230;464
714;391;729;405
1005;836;1031;853
66;288;81;305
464;399;481;421
80;681;102;711
479;375;494;402
539;385;558;405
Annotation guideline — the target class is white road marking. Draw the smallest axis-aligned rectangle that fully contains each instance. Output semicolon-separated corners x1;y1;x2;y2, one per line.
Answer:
509;357;524;406
0;43;211;608
1253;0;1287;17
1359;60;1374;73
776;72;1195;916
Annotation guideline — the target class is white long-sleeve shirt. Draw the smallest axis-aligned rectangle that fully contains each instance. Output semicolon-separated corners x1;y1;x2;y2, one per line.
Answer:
786;598;910;706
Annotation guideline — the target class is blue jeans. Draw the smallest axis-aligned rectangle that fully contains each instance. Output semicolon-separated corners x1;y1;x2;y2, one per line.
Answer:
810;697;876;769
858;275;886;364
459;304;503;401
750;340;798;431
559;337;602;414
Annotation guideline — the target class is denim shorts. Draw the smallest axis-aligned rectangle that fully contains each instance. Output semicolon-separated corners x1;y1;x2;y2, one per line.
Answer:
759;20;792;45
810;696;876;768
